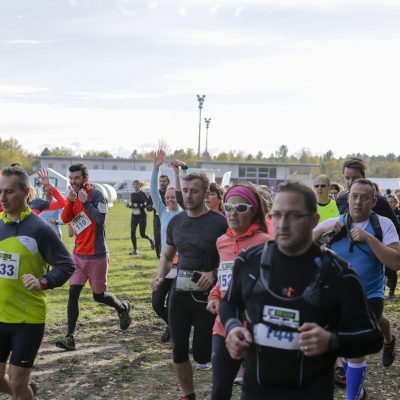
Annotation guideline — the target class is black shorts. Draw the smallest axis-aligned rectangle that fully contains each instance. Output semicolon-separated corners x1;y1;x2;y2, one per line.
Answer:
367;297;384;321
0;323;45;368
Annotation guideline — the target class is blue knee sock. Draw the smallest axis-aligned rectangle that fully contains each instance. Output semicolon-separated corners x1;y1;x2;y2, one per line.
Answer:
346;360;366;400
342;357;348;372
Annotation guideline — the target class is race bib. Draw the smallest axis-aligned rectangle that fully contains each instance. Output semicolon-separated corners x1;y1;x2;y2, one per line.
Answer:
175;270;202;291
253;306;300;350
0;251;20;280
71;211;92;235
132;209;141;215
218;261;234;292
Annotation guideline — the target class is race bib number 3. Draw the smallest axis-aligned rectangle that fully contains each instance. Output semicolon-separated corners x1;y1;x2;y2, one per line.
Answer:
253;306;300;350
0;251;20;280
218;261;234;292
71;211;92;235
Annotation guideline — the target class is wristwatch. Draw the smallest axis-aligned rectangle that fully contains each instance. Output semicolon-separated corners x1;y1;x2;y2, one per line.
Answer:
39;277;49;290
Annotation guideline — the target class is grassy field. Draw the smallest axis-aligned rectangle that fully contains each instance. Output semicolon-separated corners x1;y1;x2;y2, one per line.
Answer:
1;203;400;399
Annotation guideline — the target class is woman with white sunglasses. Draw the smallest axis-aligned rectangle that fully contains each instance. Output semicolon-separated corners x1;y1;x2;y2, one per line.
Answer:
207;183;271;400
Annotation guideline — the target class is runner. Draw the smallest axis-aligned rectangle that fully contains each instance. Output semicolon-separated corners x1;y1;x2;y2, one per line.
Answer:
151;172;228;400
55;163;132;351
150;150;184;343
207;183;270;399
314;178;400;399
220;182;383;400
313;174;339;222
205;183;225;215
126;180;154;256
29;169;66;237
0;165;74;399
334;158;400;371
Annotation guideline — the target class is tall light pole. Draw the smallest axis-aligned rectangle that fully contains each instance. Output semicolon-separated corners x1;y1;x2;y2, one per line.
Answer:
196;95;206;161
204;117;211;159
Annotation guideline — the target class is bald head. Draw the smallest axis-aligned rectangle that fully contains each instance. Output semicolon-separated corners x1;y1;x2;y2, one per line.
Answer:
313;175;330;203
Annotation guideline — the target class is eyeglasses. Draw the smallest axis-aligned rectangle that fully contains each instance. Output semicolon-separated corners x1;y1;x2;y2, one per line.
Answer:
314;184;327;188
223;203;253;214
269;211;313;223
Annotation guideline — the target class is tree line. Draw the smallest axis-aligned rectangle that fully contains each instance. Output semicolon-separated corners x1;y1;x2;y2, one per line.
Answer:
1;138;400;182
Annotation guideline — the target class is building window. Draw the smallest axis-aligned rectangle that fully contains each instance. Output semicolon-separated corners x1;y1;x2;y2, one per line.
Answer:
270;168;277;178
140;166;146;171
61;164;67;170
48;163;53;168
238;166;246;177
93;165;99;170
112;165;118;170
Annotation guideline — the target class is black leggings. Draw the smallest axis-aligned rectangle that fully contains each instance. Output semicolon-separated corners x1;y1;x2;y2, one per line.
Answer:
385;267;397;293
153;214;161;258
211;333;241;400
168;287;216;364
151;278;173;324
67;285;124;335
131;214;152;250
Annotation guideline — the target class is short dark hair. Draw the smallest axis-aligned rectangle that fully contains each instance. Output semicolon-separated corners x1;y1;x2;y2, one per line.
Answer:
182;173;210;193
343;158;366;178
209;182;224;200
277;182;317;213
159;174;170;184
1;165;30;191
351;178;376;197
69;164;88;180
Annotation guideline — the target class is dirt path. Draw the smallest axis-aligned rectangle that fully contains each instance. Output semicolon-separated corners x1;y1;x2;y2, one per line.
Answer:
2;303;399;399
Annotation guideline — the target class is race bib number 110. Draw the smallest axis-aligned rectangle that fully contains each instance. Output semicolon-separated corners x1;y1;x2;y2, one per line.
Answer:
0;251;20;280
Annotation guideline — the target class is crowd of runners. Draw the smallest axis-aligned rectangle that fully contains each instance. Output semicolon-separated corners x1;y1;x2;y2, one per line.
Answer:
0;155;399;400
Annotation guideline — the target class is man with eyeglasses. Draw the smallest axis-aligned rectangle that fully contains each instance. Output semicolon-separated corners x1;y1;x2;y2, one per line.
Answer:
313;175;339;223
220;182;383;400
151;173;227;400
314;178;400;399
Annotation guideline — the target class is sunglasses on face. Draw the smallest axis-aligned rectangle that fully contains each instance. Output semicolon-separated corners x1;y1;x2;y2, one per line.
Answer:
314;184;327;188
223;203;253;213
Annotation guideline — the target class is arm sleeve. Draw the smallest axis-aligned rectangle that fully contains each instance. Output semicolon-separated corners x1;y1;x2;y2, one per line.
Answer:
208;281;222;302
83;190;107;225
46;187;66;211
151;169;166;216
60;199;75;223
38;228;75;289
332;271;383;358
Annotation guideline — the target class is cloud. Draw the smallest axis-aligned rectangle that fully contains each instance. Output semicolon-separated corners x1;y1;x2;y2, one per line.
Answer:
0;85;48;96
0;40;54;44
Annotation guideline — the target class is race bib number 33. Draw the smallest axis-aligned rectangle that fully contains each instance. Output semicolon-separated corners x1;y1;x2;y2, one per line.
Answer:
0;251;20;280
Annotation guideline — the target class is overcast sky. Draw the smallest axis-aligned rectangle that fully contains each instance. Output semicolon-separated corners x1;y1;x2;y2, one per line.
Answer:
1;0;400;158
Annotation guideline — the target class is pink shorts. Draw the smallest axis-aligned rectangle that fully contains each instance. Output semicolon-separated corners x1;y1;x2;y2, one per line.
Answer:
70;254;108;294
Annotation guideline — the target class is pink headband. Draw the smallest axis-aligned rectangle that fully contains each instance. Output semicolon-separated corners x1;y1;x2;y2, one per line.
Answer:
225;186;259;214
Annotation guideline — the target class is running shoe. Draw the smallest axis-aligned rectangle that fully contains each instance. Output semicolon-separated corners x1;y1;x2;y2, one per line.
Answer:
150;238;155;250
382;335;396;367
387;292;396;300
179;394;196;400
160;326;171;343
233;367;245;385
359;387;368;399
118;301;132;330
334;366;346;387
195;363;211;371
55;334;76;351
129;250;138;256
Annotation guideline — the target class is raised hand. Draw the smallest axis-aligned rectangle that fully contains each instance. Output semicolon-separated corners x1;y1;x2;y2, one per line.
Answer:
154;150;165;169
37;169;51;189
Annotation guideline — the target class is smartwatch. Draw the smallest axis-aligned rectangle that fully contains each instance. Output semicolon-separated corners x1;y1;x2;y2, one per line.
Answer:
39;277;49;290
